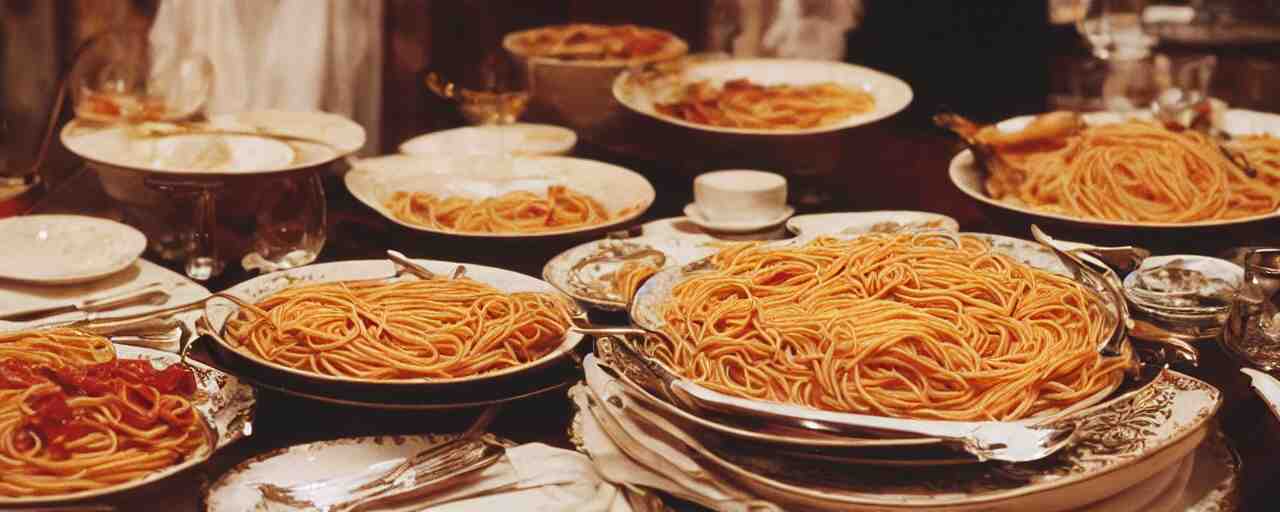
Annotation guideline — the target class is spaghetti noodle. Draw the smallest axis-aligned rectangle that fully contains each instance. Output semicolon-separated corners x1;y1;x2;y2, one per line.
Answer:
643;233;1129;421
655;79;875;130
609;261;660;302
224;277;574;380
0;329;206;498
990;119;1280;222
386;185;616;234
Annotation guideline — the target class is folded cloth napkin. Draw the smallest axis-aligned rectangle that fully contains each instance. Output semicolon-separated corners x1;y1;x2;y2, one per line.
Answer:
574;356;783;512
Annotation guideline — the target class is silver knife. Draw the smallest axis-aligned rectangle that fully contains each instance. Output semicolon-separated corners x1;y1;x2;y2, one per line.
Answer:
1;282;171;322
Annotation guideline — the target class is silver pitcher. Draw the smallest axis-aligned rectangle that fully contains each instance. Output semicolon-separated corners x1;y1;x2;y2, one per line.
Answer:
1223;248;1280;370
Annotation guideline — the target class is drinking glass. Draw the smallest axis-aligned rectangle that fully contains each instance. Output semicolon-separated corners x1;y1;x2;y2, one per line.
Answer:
67;30;212;124
241;173;328;273
1077;0;1157;61
1224;249;1280;370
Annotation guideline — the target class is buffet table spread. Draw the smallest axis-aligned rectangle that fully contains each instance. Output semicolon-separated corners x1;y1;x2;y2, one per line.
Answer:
14;109;1278;510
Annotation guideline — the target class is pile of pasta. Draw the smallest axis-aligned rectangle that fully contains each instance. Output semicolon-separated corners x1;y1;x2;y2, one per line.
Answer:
224;277;573;380
644;233;1130;421
989;119;1280;223
0;329;205;498
386;185;616;234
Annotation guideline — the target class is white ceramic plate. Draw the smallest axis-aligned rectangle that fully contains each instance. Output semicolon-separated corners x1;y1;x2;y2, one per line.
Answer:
345;153;655;239
0;342;255;506
543;235;726;311
205;433;513;512
0;257;211;349
949;109;1280;230
204;258;585;387
785;210;961;237
614;57;913;135
0;215;146;284
400;124;577;157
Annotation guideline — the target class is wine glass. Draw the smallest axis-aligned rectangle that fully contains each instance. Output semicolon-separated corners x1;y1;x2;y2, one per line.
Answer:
67;30;212;124
1076;0;1157;61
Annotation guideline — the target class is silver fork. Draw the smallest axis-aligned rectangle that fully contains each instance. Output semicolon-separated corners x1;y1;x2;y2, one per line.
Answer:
256;406;504;512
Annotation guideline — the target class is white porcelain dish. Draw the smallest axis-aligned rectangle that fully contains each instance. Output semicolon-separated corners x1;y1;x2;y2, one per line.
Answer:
614;57;913;136
399;124;577;157
949;109;1280;230
0;215;147;284
345;153;655;239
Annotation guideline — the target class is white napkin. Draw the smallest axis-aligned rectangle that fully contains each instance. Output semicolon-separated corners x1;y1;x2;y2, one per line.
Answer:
148;0;382;154
253;442;632;512
418;443;630;512
574;356;783;512
1242;368;1280;423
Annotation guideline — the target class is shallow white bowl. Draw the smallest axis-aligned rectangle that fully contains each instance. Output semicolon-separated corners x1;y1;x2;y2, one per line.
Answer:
614;57;913;136
399;123;576;157
345;153;655;239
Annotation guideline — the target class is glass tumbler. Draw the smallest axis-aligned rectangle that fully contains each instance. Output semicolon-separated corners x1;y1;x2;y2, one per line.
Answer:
239;172;328;274
1223;248;1280;370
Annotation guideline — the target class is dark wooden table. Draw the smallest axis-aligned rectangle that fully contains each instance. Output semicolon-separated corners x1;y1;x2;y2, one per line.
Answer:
19;51;1280;511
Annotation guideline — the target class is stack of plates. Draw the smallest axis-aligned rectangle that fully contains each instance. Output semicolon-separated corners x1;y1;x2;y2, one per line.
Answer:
576;343;1233;511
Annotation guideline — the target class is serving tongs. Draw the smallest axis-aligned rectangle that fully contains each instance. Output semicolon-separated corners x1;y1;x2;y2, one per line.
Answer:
1029;226;1201;367
1030;226;1133;360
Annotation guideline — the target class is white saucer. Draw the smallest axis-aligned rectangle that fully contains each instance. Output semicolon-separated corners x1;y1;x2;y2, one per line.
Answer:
682;203;795;234
399;124;577;157
0;215;147;285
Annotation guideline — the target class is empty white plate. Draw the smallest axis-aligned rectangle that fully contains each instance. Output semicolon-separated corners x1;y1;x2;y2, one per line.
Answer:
400;124;577;157
0;215;147;284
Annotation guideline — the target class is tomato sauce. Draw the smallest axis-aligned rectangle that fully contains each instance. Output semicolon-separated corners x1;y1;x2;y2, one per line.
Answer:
4;359;197;456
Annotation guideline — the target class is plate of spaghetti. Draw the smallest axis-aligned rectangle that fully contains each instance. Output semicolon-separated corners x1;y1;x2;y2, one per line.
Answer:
203;258;585;396
0;328;254;505
345;153;655;238
944;109;1280;228
543;235;725;311
614;58;912;135
628;231;1134;426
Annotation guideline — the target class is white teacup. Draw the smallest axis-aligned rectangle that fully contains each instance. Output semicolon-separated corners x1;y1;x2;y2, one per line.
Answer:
692;170;788;223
